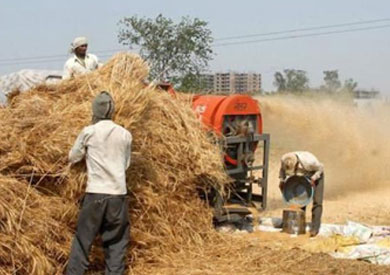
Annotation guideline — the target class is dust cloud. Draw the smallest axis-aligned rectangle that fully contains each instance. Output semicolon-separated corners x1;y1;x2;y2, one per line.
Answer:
257;95;390;199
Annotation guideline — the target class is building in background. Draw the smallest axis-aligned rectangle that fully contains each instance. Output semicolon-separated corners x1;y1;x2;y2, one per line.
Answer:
199;74;215;93
353;89;382;109
200;72;261;94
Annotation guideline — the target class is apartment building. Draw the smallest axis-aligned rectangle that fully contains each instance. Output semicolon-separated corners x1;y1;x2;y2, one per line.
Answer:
353;89;382;109
201;72;262;94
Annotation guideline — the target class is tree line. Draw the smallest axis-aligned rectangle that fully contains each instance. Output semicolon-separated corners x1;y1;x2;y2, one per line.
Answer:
118;14;359;93
273;69;358;93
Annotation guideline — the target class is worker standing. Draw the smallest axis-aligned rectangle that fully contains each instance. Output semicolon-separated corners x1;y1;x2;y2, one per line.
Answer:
63;36;100;80
66;91;132;275
279;151;324;237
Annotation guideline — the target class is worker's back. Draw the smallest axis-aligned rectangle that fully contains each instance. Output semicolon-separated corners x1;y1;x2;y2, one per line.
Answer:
69;120;132;195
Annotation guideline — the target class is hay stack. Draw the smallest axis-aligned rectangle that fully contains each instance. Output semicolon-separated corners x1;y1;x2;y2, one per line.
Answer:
0;176;73;275
0;53;228;273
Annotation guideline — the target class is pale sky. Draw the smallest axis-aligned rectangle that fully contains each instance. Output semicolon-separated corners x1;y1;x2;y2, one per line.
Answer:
1;0;389;93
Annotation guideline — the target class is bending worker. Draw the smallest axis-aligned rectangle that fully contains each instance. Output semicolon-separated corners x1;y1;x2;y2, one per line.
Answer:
66;91;132;274
279;151;324;237
63;36;101;80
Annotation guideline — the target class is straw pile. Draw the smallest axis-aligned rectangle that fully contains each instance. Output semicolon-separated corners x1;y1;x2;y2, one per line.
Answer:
0;53;228;274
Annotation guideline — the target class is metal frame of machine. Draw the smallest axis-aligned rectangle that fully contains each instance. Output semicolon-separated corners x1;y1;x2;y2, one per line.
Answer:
224;131;270;209
192;94;270;223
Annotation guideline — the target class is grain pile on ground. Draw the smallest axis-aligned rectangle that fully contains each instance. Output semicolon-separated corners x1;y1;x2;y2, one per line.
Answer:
0;52;228;274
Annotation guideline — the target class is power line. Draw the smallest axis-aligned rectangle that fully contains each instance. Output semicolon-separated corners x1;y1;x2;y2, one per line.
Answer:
213;24;390;47
2;18;386;64
1;19;390;67
0;54;115;66
214;18;390;41
0;48;130;63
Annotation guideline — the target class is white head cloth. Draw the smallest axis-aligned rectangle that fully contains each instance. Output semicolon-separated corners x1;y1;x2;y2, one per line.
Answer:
70;36;88;53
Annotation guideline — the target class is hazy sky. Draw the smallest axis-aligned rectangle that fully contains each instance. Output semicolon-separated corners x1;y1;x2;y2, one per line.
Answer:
1;0;389;93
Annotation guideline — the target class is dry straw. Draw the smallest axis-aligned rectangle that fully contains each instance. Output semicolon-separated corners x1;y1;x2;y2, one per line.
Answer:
0;53;228;274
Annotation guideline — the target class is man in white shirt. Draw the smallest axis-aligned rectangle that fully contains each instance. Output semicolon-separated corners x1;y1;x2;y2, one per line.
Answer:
63;36;100;80
279;151;324;237
66;91;132;275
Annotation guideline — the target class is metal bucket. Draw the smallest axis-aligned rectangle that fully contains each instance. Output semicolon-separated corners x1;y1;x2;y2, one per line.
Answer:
282;175;313;207
282;208;306;234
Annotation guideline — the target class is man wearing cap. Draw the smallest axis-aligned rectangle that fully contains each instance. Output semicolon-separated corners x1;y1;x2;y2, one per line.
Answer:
66;91;132;274
279;151;324;237
63;36;101;80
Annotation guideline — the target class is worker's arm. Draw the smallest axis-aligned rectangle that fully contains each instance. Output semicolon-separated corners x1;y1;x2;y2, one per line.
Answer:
125;132;133;169
97;58;103;69
309;162;324;182
68;128;92;164
279;160;286;190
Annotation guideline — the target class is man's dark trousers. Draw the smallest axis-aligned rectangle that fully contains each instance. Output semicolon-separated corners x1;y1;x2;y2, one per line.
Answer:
66;193;130;275
302;174;324;233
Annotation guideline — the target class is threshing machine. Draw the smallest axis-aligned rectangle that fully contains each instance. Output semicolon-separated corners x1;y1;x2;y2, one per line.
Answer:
157;84;270;224
192;94;270;223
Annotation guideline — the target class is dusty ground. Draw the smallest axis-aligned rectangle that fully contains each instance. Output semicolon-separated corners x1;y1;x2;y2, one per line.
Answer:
136;231;390;275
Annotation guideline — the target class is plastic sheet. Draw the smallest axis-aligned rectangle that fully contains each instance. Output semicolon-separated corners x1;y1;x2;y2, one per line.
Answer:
319;221;373;242
0;69;62;104
257;219;390;265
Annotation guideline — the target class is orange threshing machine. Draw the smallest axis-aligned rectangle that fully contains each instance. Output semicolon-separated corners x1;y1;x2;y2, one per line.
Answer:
157;84;270;223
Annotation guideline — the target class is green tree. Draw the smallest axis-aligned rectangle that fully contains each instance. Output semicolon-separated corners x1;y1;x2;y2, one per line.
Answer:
118;14;213;90
274;69;309;92
343;78;358;92
273;71;286;92
323;70;341;92
174;73;209;92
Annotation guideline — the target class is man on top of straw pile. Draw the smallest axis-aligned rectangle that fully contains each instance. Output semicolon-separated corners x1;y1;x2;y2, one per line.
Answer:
279;151;324;237
63;36;101;80
66;91;132;275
